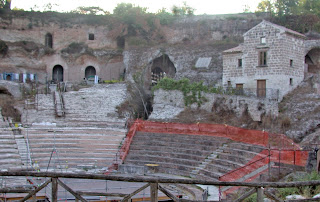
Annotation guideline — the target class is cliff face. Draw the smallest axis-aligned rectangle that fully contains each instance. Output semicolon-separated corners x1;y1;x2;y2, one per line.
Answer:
0;10;268;84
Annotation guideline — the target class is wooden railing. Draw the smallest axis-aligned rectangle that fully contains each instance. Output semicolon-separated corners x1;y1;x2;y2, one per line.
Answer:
0;171;320;202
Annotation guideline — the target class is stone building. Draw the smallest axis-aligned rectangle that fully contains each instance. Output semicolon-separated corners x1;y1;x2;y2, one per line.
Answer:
222;20;306;101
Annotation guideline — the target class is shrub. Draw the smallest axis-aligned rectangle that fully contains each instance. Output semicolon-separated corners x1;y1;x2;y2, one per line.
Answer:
152;77;214;107
281;116;291;129
0;39;8;56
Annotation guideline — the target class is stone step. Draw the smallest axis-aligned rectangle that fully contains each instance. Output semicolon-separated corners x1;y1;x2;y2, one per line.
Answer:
0;140;16;144
129;145;213;157
26;139;122;145
29;143;120;149
0;145;18;149
0;158;22;164
31;152;116;158
229;143;266;153
0;149;19;153
126;154;201;167
204;163;234;174
124;159;194;174
130;141;219;151
211;158;244;169
24;129;126;135
36;159;114;169
220;147;264;159
0;153;21;159
198;169;224;179
29;147;119;153
128;150;206;161
0;135;14;139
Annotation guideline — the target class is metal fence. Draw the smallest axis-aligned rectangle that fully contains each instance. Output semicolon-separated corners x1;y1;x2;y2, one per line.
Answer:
221;87;279;101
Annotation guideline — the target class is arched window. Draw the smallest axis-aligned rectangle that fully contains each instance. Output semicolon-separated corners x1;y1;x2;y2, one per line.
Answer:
52;65;63;82
85;66;96;79
45;33;53;48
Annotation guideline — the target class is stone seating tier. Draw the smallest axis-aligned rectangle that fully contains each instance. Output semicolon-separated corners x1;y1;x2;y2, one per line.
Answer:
0;130;25;172
124;132;230;177
22;127;126;170
193;142;267;181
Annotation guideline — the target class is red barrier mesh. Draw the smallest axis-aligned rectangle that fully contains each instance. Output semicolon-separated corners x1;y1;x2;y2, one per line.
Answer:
118;119;309;194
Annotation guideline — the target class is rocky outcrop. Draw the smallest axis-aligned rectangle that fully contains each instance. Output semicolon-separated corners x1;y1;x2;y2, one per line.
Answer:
149;89;278;122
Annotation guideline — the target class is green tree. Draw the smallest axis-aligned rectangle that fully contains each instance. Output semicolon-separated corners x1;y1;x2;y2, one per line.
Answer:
257;0;274;14
171;1;195;16
72;6;109;15
0;0;10;9
113;3;147;16
156;8;174;25
301;0;320;16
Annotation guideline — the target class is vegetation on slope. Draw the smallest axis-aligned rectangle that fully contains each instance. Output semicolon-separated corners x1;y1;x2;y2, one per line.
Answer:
256;0;320;32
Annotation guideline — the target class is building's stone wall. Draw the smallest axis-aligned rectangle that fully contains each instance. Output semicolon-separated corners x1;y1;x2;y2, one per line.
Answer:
222;21;305;100
149;89;278;122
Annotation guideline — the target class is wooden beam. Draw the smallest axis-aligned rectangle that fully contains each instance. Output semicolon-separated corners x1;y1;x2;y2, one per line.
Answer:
1;171;320;188
57;179;88;202
77;191;127;197
257;188;263;202
0;189;32;193
121;183;150;202
52;178;58;202
19;179;51;202
158;184;179;202
234;188;255;202
150;183;158;202
264;189;283;202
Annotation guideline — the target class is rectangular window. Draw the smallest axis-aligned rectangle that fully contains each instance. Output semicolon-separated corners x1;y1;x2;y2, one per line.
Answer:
89;33;94;40
260;37;266;44
290;59;293;67
258;51;267;66
290;78;293;86
238;59;242;68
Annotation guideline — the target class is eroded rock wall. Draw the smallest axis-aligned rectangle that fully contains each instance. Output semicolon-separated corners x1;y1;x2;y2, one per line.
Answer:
150;89;279;122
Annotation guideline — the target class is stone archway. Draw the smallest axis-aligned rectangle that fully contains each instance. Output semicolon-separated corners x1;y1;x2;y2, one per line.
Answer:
150;54;176;86
305;48;320;74
85;66;96;80
52;65;64;83
5;74;11;81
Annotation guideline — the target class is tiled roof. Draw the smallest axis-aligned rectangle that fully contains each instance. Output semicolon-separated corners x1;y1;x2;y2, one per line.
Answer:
223;45;243;54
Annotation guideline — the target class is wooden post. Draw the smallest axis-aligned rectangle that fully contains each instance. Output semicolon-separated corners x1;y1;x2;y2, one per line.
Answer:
150;183;158;202
52;178;58;202
257;187;263;202
32;194;36;202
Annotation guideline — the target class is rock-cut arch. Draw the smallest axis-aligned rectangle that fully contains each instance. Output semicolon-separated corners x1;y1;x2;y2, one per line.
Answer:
151;54;176;77
85;66;96;79
52;65;64;82
305;47;320;74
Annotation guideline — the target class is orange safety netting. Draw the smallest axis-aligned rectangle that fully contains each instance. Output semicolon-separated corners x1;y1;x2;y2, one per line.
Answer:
118;120;309;184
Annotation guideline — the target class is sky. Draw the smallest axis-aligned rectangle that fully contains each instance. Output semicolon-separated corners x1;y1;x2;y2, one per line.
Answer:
11;0;263;15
